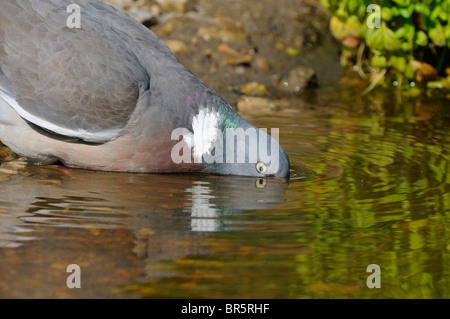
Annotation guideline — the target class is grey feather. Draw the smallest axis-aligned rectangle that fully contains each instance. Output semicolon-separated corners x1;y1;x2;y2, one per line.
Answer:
0;0;176;142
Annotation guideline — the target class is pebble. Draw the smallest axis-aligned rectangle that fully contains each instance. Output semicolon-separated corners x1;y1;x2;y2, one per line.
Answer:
164;39;189;55
254;57;272;71
273;66;317;95
410;60;438;85
275;42;284;50
149;4;161;16
155;0;189;13
128;8;158;25
240;82;270;97
203;49;214;58
236;96;278;113
217;44;252;66
234;66;246;75
157;17;179;35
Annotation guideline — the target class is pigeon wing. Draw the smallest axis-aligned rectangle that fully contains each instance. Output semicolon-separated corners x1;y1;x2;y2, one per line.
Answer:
0;0;155;143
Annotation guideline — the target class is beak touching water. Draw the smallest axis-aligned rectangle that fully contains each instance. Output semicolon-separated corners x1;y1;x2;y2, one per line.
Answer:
196;120;290;180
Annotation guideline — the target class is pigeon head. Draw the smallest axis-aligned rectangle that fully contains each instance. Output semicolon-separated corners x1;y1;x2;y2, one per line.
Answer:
170;92;290;180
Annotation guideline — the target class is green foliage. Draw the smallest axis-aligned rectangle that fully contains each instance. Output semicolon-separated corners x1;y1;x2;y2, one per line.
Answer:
366;22;402;51
320;0;450;93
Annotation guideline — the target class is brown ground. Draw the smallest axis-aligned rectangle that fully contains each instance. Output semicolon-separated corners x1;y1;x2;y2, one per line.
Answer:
102;0;334;104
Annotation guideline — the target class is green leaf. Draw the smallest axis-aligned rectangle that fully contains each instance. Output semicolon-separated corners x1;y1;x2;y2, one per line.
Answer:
429;22;446;46
390;55;407;72
336;4;348;19
366;22;401;51
446;24;450;48
394;24;414;41
405;63;414;79
381;7;393;21
404;23;415;41
346;0;360;14
401;41;413;52
357;4;367;20
392;0;412;6
395;26;406;38
443;0;450;12
391;6;400;16
286;47;300;56
399;6;414;18
346;15;362;37
329;15;347;40
430;5;442;20
318;0;330;7
415;30;428;46
439;10;449;22
371;55;388;68
414;3;430;17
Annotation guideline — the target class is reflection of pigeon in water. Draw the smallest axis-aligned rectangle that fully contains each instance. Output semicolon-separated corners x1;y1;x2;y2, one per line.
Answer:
0;166;287;248
185;178;287;232
185;182;219;232
0;0;289;178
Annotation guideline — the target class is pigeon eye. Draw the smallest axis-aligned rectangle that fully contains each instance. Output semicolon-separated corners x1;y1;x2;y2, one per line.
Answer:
255;178;267;188
256;162;267;174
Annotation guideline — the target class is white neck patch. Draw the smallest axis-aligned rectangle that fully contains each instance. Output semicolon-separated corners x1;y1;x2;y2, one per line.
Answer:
183;109;221;163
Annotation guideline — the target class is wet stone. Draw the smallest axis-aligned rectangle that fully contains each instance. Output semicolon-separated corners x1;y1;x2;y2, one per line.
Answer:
273;66;317;95
239;82;270;97
236;96;278;113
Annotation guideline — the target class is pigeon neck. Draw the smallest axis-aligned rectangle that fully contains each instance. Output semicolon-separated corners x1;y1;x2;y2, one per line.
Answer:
187;91;242;131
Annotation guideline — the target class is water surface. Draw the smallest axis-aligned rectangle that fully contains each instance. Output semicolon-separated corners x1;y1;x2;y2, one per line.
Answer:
1;85;450;298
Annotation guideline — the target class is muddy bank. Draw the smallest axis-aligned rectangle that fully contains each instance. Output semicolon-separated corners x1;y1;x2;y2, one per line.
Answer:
103;0;338;105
